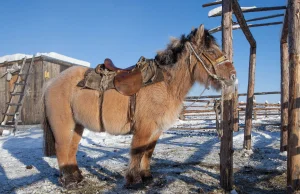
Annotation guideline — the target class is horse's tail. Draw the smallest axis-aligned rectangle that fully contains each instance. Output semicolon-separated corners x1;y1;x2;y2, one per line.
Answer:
42;92;56;156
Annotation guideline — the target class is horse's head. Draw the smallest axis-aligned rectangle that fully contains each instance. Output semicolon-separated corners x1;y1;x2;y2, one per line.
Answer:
187;24;236;91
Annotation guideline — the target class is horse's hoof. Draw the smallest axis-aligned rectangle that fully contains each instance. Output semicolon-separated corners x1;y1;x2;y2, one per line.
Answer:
73;170;84;183
125;174;142;187
140;170;153;182
124;182;144;190
59;173;84;190
59;177;78;190
141;174;153;182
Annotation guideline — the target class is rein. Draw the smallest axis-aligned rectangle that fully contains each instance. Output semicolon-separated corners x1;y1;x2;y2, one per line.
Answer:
185;42;228;138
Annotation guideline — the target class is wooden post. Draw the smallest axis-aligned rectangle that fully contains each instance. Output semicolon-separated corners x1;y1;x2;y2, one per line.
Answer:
231;0;257;150
265;101;268;118
220;0;233;190
280;9;289;152
233;82;239;132
287;0;300;192
244;46;256;149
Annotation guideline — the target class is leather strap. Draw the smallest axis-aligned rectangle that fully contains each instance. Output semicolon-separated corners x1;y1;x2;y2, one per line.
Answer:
99;93;105;132
128;94;136;133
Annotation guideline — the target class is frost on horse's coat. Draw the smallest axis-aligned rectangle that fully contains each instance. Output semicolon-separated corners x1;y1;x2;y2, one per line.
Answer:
42;24;236;189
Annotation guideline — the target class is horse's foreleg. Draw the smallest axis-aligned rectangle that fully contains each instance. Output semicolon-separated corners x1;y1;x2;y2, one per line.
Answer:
67;124;84;183
140;132;160;181
126;124;161;186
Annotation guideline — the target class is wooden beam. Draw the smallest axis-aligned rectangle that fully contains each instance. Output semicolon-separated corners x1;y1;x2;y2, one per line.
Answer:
287;0;300;192
185;91;281;100
232;0;256;150
220;0;233;190
233;13;284;24
280;9;289;152
202;1;222;8
231;0;256;47
210;5;287;17
209;21;283;34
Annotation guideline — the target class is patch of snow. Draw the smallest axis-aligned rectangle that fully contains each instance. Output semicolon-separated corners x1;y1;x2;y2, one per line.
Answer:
1;130;11;136
208;6;257;17
0;54;32;64
0;52;90;67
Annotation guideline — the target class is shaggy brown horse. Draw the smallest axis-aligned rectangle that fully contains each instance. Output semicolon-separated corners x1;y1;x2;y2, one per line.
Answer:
42;24;236;188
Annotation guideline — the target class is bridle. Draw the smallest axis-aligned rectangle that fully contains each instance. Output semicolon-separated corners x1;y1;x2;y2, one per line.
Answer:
187;42;230;84
185;42;233;138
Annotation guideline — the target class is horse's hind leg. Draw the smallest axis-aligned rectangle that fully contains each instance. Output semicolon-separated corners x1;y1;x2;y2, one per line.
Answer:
126;122;161;186
48;112;78;188
67;124;84;183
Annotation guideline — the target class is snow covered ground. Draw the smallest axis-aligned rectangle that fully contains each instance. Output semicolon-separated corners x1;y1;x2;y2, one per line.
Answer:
0;114;286;194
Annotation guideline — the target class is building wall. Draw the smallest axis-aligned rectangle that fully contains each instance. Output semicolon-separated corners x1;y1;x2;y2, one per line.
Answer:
0;65;8;123
0;59;72;125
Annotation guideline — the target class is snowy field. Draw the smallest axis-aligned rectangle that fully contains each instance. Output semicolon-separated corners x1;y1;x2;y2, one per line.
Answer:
0;114;286;194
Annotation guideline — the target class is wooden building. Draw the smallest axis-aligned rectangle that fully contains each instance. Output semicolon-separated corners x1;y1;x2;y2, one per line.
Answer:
0;53;90;124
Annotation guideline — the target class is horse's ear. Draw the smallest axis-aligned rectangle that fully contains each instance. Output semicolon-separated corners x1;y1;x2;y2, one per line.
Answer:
196;24;205;45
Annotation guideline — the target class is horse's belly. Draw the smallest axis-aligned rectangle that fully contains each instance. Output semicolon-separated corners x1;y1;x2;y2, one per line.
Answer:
72;89;130;135
102;90;131;135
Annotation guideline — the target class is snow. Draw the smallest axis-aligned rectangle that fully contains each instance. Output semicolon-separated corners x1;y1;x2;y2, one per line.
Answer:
0;113;285;193
0;52;90;67
0;54;32;64
208;6;257;17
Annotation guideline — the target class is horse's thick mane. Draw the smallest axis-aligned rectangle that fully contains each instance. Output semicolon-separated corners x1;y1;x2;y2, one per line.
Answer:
155;28;217;66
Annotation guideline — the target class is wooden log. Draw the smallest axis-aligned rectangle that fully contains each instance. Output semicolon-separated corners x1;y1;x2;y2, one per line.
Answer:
210;5;287;17
231;0;256;47
220;0;233;190
184;99;211;103
183;109;216;113
202;1;222;8
232;0;257;150
280;9;289;152
233;86;239;132
239;102;280;106
287;0;300;192
209;21;283;34
233;13;284;25
240;107;280;111
244;47;256;150
185;91;280;100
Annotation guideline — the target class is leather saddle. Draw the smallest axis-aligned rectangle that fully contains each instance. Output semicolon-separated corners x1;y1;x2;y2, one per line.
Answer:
98;58;143;96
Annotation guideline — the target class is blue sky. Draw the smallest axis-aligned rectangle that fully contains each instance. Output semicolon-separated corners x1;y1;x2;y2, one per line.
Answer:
1;0;285;102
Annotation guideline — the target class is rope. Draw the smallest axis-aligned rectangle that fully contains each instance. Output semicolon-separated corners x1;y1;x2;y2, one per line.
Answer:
186;42;228;138
187;42;220;80
183;86;208;112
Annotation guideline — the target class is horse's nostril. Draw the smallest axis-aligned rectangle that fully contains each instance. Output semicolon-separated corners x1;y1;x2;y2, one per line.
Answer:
231;74;236;80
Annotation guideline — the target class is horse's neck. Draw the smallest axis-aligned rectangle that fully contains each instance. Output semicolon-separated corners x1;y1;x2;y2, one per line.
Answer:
165;61;195;102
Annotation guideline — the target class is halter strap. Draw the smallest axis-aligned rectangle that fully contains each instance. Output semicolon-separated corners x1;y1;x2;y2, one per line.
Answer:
187;42;229;82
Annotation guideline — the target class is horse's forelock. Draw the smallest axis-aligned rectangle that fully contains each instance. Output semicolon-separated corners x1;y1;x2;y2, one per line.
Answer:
204;29;218;49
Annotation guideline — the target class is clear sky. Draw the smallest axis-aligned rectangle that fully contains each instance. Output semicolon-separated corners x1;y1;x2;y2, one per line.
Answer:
0;0;285;102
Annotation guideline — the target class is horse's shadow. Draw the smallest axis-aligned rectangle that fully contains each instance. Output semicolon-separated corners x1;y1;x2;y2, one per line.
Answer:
0;128;227;193
75;129;222;193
